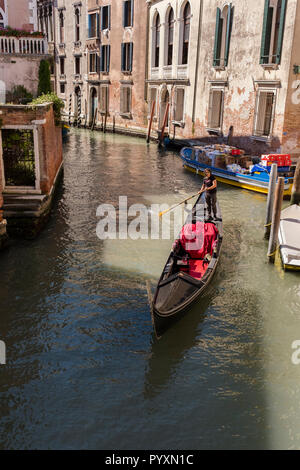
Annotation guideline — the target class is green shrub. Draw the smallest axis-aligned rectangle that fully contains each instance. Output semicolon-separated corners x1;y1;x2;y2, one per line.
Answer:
6;85;33;104
38;60;51;96
30;93;65;126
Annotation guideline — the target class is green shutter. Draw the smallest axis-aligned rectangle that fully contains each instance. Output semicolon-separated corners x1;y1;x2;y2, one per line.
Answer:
213;8;222;67
107;45;110;73
260;0;270;64
129;42;133;72
121;43;125;71
224;4;233;66
276;0;287;64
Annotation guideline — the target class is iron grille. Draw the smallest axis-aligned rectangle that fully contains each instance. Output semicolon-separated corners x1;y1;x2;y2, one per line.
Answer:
2;129;35;187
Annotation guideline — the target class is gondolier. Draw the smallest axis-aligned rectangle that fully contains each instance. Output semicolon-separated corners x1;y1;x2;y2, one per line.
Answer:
199;168;219;221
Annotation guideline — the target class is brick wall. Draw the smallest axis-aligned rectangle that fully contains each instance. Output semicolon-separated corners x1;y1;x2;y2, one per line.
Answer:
0;103;63;195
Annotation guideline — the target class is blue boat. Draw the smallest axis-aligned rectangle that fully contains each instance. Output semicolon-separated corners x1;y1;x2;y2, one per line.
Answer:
180;147;294;197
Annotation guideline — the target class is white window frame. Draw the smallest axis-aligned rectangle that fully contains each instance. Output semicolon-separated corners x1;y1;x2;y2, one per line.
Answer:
253;88;277;141
207;86;225;134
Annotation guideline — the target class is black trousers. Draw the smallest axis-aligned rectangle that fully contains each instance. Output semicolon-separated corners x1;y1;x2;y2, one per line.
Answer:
206;192;217;217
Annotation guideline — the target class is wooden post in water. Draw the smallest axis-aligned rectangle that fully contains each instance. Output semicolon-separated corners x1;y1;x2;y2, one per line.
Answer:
264;163;278;239
147;100;156;143
159;102;170;145
113;115;115;133
267;177;284;263
104;111;107;133
291;158;300;205
91;108;97;131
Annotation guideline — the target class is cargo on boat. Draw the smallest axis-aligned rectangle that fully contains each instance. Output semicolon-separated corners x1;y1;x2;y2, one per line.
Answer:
180;146;294;198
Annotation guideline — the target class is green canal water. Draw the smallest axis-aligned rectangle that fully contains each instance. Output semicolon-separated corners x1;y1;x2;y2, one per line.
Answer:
0;129;299;449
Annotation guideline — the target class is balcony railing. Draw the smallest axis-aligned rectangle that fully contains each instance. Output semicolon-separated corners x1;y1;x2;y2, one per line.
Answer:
0;36;48;55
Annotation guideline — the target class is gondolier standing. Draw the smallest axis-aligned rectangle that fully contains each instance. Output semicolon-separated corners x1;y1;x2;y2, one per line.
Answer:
198;168;219;221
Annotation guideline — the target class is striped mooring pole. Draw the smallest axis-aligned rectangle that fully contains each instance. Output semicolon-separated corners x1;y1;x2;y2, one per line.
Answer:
68;94;72;125
77;92;82;128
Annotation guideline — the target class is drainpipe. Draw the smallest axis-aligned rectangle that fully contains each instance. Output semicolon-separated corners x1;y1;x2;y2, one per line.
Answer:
192;0;203;129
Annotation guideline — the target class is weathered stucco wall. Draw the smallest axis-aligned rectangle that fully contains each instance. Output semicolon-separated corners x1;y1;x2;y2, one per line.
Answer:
0;55;47;98
148;0;299;157
193;0;297;155
5;0;36;32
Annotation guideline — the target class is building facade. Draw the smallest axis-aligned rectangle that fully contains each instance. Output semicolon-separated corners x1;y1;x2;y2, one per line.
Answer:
0;0;49;102
54;0;148;135
0;0;38;32
147;0;300;159
54;0;88;125
146;0;202;141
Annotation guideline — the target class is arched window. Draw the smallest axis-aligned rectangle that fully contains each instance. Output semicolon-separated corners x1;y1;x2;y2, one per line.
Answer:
75;8;80;42
213;4;233;68
182;2;191;65
260;0;287;65
59;11;64;43
154;13;160;68
167;8;174;66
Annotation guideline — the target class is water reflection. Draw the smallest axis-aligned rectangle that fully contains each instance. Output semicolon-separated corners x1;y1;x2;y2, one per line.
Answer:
0;128;299;449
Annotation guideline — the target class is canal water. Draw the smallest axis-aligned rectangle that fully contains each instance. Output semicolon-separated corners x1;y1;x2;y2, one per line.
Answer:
0;129;299;450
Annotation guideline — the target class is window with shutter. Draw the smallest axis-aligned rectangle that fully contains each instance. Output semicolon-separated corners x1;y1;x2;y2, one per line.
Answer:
253;91;275;137
120;86;132;114
100;86;109;114
75;8;80;42
121;43;133;72
213;5;233;68
174;88;185;122
123;1;133;28
260;0;287;65
100;45;110;73
88;13;98;38
207;89;224;130
166;8;174;66
101;5;111;31
153;13;160;68
181;2;191;65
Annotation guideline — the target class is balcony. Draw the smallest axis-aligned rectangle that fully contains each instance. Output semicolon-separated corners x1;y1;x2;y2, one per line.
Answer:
0;36;49;56
177;65;188;79
163;66;173;79
150;68;160;80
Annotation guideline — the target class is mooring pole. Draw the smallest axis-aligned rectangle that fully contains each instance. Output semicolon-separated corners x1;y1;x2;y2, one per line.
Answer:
291;158;300;205
264;163;278;239
104;111;107;133
147;100;155;143
159;102;170;146
267;177;284;263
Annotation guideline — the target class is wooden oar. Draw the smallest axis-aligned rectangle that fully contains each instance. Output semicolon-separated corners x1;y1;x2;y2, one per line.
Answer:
159;191;202;218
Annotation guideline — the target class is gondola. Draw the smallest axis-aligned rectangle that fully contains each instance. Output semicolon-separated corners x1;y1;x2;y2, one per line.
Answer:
151;194;223;338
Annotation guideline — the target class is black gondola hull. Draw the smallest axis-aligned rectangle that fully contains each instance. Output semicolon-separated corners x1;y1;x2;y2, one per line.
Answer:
151;194;223;337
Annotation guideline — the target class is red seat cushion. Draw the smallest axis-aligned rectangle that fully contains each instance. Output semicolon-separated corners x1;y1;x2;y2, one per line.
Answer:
179;222;218;259
188;260;207;279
